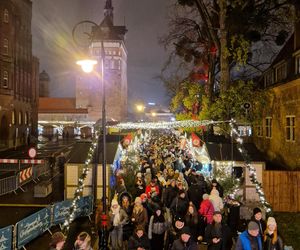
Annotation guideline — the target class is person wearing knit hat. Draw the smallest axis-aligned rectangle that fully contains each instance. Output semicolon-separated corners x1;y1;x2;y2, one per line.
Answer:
132;195;148;230
263;217;284;250
205;211;233;250
171;226;198;250
236;221;263;250
198;193;214;224
108;196;128;249
251;207;266;238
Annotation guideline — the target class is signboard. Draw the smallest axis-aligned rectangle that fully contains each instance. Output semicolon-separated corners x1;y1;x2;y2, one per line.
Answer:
28;147;37;159
53;200;72;225
0;225;12;250
53;196;93;225
16;207;51;249
76;196;93;217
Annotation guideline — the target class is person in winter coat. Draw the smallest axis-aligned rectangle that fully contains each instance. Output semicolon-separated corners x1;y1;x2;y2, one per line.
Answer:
132;197;148;230
187;179;204;209
251;207;266;238
210;179;224;198
164;179;178;208
108;199;128;250
145;179;160;198
148;207;170;250
263;217;283;250
209;188;224;212
170;189;189;219
199;194;215;224
236;221;263;250
171;226;198;250
205;211;233;250
184;202;204;242
128;226;151;250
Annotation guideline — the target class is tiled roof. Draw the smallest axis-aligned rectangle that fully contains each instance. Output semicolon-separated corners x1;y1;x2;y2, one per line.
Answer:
38;97;88;113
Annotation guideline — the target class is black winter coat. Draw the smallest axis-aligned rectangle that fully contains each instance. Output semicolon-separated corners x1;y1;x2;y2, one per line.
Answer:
205;223;233;250
164;186;178;208
128;234;150;250
170;196;189;219
171;238;198;250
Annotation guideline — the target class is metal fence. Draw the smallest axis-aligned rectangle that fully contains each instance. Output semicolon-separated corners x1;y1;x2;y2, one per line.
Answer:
0;175;17;196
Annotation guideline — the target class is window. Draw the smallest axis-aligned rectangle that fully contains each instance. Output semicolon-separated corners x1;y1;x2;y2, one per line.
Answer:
275;63;287;82
265;117;272;138
11;110;15;125
3;9;9;23
295;55;300;75
264;70;273;87
286;116;295;141
3;38;8;55
18;111;22;125
3;70;8;88
24;112;28;125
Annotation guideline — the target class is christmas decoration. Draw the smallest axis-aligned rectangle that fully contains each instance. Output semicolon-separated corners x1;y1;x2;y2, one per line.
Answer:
229;119;272;214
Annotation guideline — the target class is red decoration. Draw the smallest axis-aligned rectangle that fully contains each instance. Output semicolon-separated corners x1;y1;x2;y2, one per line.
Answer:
210;46;217;56
101;214;108;226
123;133;133;145
191;132;203;147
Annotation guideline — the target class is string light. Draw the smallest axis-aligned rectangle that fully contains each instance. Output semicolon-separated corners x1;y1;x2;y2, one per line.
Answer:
229;121;272;214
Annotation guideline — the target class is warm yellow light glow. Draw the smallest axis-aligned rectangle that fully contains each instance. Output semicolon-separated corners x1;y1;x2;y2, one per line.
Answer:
76;59;97;73
136;104;145;112
151;112;157;117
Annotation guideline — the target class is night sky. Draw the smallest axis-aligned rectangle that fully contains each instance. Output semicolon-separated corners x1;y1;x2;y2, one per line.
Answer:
32;0;171;108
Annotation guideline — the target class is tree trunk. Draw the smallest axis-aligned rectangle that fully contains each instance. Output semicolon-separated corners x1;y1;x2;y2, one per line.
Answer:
219;0;230;92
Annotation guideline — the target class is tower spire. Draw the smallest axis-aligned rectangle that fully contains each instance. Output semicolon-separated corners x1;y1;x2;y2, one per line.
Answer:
104;0;113;23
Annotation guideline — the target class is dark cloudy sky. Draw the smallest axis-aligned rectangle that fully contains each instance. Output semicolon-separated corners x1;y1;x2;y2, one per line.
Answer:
31;0;171;108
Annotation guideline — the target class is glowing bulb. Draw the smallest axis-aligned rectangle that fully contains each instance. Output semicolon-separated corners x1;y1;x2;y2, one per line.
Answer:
76;59;97;73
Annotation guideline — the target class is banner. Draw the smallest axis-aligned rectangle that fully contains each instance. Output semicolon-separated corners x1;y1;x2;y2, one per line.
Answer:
76;196;93;217
0;225;12;250
53;200;72;225
53;196;93;225
16;207;51;249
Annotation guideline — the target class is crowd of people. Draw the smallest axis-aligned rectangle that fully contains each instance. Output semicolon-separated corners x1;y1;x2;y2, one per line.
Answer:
49;131;284;250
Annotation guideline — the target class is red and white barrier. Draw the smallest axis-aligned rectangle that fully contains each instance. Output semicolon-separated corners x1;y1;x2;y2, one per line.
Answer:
0;159;18;164
21;159;44;164
19;167;33;183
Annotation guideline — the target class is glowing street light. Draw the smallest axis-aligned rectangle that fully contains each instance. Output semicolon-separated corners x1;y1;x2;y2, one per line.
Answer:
76;59;97;73
136;104;145;112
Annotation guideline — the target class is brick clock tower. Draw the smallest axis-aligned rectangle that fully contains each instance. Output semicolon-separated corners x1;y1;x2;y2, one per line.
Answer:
76;0;128;122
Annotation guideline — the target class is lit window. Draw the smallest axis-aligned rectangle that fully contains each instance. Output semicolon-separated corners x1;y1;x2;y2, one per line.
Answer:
3;9;9;23
275;63;286;82
3;70;8;88
264;70;273;87
11;110;15;125
24;112;28;125
295;55;300;75
265;117;272;138
3;38;8;55
18;111;22;125
286;116;295;142
110;59;115;69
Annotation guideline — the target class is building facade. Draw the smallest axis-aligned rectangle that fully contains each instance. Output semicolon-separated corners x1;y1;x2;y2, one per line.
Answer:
38;0;127;138
254;21;300;169
76;0;128;122
0;0;39;149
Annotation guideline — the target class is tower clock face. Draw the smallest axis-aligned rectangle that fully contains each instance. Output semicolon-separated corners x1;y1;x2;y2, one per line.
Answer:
72;20;98;48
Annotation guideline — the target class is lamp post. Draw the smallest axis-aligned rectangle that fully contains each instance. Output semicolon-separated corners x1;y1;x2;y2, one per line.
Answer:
73;21;108;249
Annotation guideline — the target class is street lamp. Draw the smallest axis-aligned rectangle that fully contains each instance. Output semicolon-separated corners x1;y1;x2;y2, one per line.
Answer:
73;21;108;249
136;104;145;121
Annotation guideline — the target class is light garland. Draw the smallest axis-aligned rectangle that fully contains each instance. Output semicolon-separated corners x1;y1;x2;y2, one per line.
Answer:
62;131;99;233
108;120;229;130
229;119;272;214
